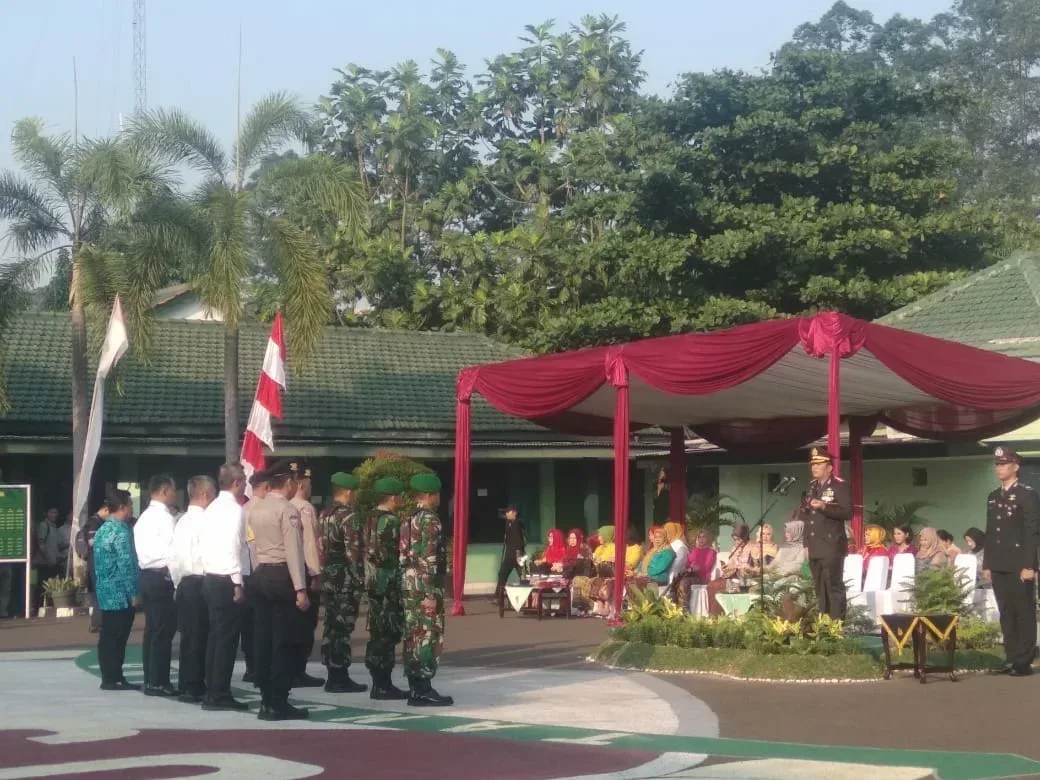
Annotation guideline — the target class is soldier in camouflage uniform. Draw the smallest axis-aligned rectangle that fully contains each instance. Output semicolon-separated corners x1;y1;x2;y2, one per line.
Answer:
363;477;408;700
319;471;367;694
400;473;453;706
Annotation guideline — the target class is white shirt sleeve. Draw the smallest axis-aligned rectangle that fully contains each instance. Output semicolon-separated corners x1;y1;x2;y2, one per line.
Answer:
135;503;176;572
202;494;244;585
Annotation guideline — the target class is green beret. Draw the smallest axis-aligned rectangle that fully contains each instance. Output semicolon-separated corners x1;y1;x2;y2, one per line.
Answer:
331;472;359;490
410;473;442;493
373;476;405;495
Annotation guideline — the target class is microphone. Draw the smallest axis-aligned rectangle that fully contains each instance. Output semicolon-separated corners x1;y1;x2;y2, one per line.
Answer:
771;476;797;495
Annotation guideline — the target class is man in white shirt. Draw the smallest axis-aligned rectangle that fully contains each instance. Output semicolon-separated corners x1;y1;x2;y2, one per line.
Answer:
134;474;179;696
172;476;217;703
201;463;250;711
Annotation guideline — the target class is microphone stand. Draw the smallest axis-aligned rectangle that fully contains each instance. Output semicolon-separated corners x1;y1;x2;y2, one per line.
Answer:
751;480;794;609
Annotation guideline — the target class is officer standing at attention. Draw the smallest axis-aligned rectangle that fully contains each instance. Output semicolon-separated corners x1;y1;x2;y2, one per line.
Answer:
318;471;367;693
239;470;269;685
984;447;1040;676
802;448;851;620
401;473;454;706
289;461;324;688
365;477;409;700
248;460;309;720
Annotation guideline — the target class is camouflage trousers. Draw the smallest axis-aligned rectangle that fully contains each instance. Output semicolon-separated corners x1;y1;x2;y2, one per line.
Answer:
364;593;403;673
402;589;445;681
322;580;361;670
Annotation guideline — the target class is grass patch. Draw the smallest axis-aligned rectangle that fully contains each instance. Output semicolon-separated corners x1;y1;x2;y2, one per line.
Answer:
592;640;1009;680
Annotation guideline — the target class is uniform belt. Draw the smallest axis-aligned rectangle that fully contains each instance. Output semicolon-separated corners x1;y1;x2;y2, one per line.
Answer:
255;562;288;568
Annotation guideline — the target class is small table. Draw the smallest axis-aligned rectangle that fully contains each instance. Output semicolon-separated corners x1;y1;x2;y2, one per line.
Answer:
501;581;571;618
501;585;537;617
714;592;758;617
537;587;571;620
880;613;958;684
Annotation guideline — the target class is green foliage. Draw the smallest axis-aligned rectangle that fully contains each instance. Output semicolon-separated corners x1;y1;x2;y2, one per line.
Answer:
685;494;745;540
352;450;433;514
907;564;974;617
41;576;78;595
867;501;932;533
956;616;1002;650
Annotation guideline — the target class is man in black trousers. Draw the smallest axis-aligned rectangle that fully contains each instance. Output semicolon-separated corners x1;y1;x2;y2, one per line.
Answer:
985;447;1040;677
493;506;527;604
201;463;250;710
802;449;851;621
134;475;179;696
172;476;217;703
240;470;269;684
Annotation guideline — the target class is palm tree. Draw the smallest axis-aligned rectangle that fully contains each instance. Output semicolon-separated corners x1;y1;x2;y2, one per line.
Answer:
0;117;183;512
129;93;366;460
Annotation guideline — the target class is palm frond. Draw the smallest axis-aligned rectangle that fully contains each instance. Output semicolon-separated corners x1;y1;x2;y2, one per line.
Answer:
10;118;72;196
0;172;69;253
196;187;248;327
127;108;229;182
234;93;312;179
255;154;368;238
76;138;178;221
264;215;330;368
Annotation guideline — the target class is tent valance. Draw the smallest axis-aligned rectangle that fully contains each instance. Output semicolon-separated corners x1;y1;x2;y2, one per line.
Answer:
451;312;1040;616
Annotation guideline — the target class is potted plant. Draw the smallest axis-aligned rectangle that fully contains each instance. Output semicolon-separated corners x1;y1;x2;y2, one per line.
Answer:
42;576;80;608
685;494;745;546
867;501;932;536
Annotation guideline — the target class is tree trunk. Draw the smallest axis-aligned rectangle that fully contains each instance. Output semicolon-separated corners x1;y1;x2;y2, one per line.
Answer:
224;325;240;464
400;176;409;249
69;264;89;583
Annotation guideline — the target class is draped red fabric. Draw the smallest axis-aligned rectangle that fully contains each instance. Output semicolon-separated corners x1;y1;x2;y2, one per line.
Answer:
693;417;829;455
847;416;877;547
669;429;687;528
451;370;478;617
609;352;630;618
879;406;1040;441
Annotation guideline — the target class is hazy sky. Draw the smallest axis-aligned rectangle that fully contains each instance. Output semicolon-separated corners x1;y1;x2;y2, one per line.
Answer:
1;0;951;175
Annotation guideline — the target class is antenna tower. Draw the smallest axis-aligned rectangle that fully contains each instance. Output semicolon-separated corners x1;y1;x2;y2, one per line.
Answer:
133;0;146;113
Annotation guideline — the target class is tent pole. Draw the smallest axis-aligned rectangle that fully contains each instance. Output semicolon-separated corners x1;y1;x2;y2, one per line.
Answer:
610;363;631;620
451;395;472;616
669;428;687;529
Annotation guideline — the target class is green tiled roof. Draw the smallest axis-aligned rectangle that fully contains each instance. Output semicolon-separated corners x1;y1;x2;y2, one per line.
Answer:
0;312;549;440
876;253;1040;359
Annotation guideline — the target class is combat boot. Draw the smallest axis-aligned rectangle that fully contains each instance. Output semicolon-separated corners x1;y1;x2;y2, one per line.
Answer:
407;676;454;707
324;667;368;694
369;669;408;700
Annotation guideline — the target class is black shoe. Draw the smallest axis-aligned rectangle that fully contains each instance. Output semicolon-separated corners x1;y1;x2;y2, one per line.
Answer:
370;673;409;700
100;680;140;691
324;669;368;694
408;679;454;707
202;696;250;711
144;684;177;697
259;703;309;721
242;671;256;684
177;691;204;704
1010;666;1034;677
994;663;1014;675
291;673;325;688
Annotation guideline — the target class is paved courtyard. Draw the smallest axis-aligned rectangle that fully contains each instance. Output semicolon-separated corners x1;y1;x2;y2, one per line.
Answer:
0;601;1038;779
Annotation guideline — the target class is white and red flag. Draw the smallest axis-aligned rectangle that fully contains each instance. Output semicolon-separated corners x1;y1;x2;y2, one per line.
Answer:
240;313;286;495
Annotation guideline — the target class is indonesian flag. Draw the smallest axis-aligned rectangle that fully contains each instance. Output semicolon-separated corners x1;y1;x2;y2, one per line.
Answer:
69;296;129;576
240;313;286;496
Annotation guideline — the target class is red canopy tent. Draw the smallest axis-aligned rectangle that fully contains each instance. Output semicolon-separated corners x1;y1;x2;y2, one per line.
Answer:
450;312;1040;616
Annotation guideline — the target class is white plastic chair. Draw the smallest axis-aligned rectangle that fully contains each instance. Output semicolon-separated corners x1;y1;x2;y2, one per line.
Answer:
851;555;890;624
876;553;916;616
953;552;984;614
843;554;864;597
667;542;689;586
688;585;710;616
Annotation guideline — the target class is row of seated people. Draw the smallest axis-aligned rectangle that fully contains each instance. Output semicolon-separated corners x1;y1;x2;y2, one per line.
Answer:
858;523;988;587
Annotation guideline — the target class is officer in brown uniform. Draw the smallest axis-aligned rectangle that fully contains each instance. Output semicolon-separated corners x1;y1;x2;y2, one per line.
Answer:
248;459;309;721
802;448;851;620
289;460;324;687
984;446;1040;676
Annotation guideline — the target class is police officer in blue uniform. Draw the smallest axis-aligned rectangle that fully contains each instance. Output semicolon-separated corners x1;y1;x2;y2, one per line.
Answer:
984;447;1040;676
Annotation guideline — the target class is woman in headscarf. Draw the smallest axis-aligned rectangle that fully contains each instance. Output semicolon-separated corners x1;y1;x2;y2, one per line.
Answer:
670;528;717;610
533;529;566;574
859;524;889;573
561;528;591;578
624;525;646;575
573;526;614;614
707;524;753;616
963;527;987;586
772;519;808;577
632;526;676;587
662;522;688;578
748;524;779;574
915;527;949;571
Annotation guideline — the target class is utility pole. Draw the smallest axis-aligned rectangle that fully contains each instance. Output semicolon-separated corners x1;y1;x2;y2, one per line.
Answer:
133;0;146;114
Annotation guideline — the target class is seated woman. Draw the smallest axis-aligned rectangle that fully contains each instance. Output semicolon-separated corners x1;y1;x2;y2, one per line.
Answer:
859;524;889;574
963;527;988;587
532;529;566;575
937;529;962;559
747;524;779;575
670;529;717;610
587;526;666;617
630;526;676;588
915;527;949;572
561;528;593;578
772;519;808;577
888;525;917;560
706;524;753;616
572;526;614;612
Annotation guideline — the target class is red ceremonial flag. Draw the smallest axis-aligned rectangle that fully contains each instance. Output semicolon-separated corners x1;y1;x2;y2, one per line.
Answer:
241;313;286;495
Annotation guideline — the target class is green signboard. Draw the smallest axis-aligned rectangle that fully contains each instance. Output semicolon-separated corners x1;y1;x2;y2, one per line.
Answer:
0;485;29;560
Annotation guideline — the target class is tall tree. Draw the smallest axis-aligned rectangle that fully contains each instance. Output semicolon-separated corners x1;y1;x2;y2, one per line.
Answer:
130;94;366;460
